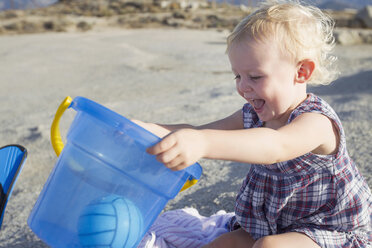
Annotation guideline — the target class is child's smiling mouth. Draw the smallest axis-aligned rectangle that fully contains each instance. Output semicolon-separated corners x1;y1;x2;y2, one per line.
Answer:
250;99;265;112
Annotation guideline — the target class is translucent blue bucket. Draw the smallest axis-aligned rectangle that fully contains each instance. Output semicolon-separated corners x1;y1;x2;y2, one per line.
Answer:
28;96;202;248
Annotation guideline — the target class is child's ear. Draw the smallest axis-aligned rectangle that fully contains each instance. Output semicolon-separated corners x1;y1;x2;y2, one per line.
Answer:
295;59;315;83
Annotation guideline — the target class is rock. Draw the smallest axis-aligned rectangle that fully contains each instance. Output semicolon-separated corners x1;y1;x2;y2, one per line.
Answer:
3;22;21;31
206;14;220;28
1;10;19;19
76;21;92;31
334;16;364;28
356;6;372;28
122;2;145;13
239;4;253;13
347;18;365;29
43;21;54;30
192;16;203;23
21;21;41;33
173;11;186;19
359;29;372;43
169;2;182;10
334;28;372;45
162;16;182;27
334;28;363;45
42;19;70;32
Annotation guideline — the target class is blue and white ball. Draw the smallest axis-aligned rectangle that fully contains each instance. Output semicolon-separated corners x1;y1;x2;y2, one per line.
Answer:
78;195;143;248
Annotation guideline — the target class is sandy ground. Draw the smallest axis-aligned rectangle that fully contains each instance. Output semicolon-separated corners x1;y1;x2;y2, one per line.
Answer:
0;28;371;247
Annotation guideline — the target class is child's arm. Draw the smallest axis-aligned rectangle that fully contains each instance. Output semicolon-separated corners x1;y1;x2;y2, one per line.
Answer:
132;109;244;137
147;112;339;170
131;120;187;138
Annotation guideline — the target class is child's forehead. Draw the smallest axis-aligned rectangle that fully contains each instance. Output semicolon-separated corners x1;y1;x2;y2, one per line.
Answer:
229;43;272;68
230;32;298;63
228;36;296;72
228;35;281;58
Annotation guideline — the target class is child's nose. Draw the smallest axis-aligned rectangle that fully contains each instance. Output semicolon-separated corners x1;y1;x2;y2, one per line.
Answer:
238;79;253;93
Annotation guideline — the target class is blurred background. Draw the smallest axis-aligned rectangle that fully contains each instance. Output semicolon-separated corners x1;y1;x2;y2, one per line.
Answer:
1;0;371;11
0;0;372;46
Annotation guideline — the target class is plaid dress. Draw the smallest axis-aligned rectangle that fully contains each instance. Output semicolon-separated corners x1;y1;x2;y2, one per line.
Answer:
229;93;372;247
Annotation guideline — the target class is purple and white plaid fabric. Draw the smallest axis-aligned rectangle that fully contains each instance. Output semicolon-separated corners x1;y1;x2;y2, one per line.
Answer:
229;93;372;248
138;208;234;248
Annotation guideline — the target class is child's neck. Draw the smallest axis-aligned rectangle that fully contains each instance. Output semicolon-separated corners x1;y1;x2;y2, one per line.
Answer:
263;92;309;129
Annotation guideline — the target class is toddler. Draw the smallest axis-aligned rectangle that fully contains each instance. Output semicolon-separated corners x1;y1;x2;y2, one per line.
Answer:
135;1;372;247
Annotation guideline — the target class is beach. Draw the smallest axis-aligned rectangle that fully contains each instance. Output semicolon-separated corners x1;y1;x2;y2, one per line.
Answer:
0;28;371;247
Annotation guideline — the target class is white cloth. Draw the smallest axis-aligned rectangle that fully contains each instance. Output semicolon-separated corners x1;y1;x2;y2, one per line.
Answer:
138;208;234;248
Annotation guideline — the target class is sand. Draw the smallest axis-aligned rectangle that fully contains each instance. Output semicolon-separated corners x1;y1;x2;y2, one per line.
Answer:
0;28;371;247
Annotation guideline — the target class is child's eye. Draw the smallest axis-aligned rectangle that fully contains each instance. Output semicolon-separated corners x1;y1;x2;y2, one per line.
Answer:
250;76;262;81
234;75;241;80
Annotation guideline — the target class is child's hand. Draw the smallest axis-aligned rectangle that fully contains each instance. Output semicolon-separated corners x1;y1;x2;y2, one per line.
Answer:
131;119;171;138
146;129;206;171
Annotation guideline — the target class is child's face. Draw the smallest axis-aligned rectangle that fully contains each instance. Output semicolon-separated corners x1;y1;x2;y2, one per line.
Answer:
228;36;305;125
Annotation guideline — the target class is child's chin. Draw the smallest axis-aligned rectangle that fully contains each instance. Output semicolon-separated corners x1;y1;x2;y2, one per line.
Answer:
257;113;273;123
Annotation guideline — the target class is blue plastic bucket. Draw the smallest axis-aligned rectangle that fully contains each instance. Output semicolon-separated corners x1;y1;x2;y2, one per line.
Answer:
28;96;202;248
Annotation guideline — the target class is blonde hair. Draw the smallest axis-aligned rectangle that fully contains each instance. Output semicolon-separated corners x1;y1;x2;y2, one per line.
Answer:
227;0;338;85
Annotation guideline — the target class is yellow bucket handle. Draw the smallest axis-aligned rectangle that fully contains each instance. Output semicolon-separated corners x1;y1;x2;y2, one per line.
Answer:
50;96;196;191
180;179;197;191
51;96;72;156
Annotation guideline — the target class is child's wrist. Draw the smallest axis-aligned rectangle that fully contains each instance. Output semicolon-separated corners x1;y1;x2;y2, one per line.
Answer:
198;129;211;159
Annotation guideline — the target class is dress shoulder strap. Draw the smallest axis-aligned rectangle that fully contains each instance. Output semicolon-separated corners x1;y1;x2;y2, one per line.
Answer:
289;93;346;158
